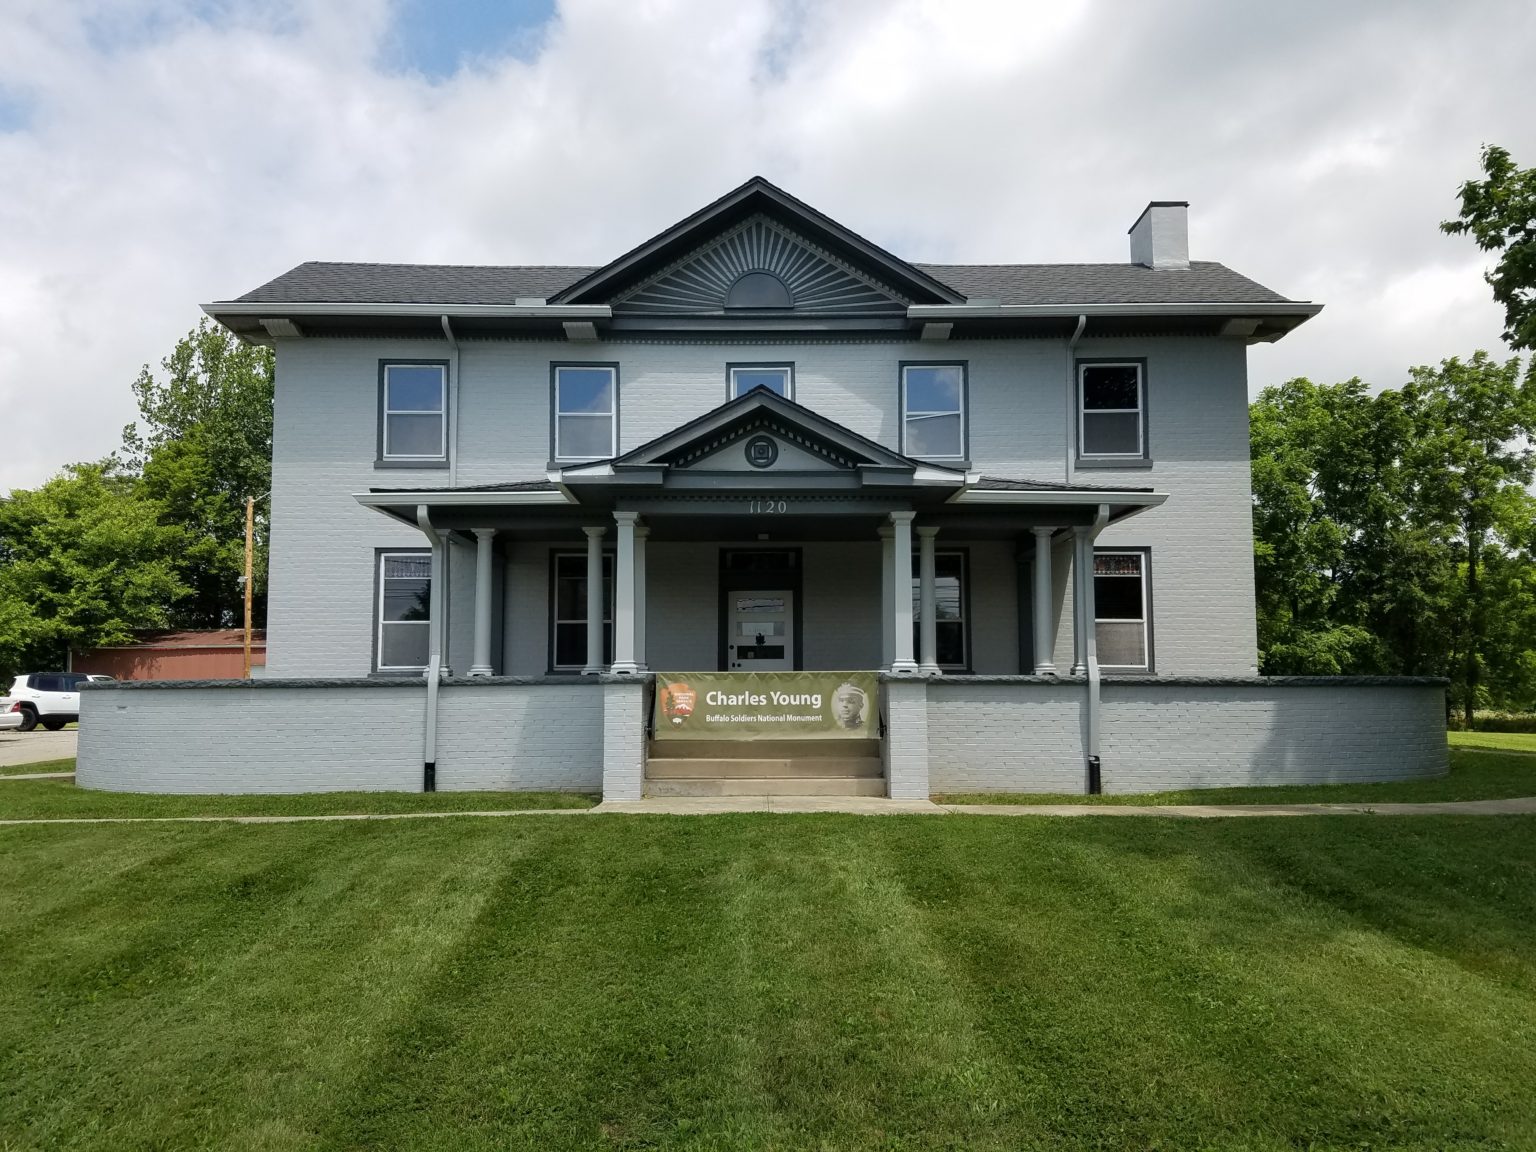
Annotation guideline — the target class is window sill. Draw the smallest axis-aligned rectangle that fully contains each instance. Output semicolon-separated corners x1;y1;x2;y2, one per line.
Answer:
1075;457;1153;470
369;669;427;679
375;459;450;470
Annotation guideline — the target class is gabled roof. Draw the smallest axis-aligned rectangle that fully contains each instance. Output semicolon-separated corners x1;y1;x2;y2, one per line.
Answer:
548;176;967;307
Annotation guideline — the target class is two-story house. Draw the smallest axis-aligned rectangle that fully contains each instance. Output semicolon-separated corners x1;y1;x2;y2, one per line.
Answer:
78;178;1448;800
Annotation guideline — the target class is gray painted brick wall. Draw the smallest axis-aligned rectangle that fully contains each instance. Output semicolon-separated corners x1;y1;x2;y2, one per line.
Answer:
78;682;603;794
602;679;649;801
270;333;1259;679
924;680;1447;795
882;680;930;799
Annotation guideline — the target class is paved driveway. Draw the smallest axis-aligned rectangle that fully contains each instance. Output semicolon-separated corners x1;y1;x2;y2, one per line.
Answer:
0;730;78;768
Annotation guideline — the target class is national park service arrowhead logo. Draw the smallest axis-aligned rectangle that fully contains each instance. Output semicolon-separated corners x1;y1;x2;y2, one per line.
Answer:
659;681;697;727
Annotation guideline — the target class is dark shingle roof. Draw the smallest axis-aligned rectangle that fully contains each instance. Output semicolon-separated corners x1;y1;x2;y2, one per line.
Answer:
231;260;1296;308
914;262;1291;306
974;476;1154;493
368;479;560;494
236;263;597;305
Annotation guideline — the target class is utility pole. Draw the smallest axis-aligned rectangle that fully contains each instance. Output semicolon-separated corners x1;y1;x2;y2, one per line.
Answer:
243;495;255;680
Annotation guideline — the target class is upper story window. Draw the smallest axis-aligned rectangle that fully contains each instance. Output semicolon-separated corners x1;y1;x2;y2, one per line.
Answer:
729;363;793;400
380;362;448;463
553;364;618;462
900;363;966;461
377;551;431;672
1079;361;1148;461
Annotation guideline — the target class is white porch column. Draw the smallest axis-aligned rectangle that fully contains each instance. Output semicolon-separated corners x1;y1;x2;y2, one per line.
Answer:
917;525;940;676
1031;526;1057;675
582;525;606;675
1071;526;1091;676
878;526;895;669
634;525;649;672
611;512;639;674
889;511;918;675
469;528;496;676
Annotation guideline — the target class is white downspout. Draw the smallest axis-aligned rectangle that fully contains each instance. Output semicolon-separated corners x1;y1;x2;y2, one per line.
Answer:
1084;502;1110;793
416;504;444;791
1064;314;1087;485
441;315;461;488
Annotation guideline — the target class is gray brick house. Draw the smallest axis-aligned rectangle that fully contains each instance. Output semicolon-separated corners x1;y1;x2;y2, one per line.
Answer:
78;179;1448;798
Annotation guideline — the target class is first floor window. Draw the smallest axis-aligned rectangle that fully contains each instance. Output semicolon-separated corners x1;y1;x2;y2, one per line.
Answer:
729;364;793;399
901;364;966;460
554;365;618;461
911;550;968;669
1079;362;1145;458
378;552;431;670
1094;550;1149;670
552;552;614;670
381;363;447;460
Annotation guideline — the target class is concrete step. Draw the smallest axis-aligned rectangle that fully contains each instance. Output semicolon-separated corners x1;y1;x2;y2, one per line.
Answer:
647;757;883;779
648;739;880;760
644;777;888;798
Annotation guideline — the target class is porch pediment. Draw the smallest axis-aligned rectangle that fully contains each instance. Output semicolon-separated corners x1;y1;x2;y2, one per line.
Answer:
557;388;966;492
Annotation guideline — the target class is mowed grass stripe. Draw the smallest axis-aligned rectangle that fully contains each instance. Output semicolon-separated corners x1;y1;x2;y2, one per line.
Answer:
2;816;1535;1149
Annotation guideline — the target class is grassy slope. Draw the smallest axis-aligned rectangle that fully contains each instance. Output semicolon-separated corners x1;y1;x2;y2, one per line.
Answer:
0;757;76;776
1;815;1533;1150
0;777;595;819
1450;730;1536;753
938;746;1536;807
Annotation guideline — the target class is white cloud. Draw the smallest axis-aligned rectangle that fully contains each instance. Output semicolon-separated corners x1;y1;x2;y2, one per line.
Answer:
0;0;1532;490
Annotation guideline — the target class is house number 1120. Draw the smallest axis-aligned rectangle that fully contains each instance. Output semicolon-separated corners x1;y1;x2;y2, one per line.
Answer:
748;499;788;514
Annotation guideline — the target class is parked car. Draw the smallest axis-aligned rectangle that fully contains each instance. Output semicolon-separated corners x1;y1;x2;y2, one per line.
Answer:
6;673;91;731
0;692;20;731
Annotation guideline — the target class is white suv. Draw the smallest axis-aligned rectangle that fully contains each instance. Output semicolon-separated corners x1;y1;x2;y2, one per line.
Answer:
6;673;93;731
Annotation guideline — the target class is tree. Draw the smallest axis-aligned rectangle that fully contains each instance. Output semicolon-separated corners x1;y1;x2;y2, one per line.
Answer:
1441;145;1536;350
0;462;186;678
1402;352;1536;725
122;319;274;628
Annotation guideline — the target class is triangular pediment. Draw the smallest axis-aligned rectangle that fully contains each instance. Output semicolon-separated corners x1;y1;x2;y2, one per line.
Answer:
548;177;965;310
615;215;907;316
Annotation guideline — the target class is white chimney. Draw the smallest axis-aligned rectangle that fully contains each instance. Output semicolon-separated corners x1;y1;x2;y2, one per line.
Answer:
1128;201;1189;270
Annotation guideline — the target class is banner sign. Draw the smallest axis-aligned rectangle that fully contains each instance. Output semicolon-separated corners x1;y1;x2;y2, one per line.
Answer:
653;671;879;741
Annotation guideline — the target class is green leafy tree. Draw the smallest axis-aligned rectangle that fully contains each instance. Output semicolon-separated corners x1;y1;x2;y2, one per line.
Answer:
1401;352;1536;724
0;462;186;678
122;319;274;628
1442;145;1536;350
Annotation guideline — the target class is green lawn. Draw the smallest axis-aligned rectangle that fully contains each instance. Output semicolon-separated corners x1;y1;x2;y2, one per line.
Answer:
2;815;1534;1150
1449;729;1536;753
0;757;77;776
0;775;595;820
937;745;1536;807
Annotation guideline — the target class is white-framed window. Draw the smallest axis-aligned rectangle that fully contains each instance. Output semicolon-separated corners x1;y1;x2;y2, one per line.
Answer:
1094;550;1150;670
553;365;618;461
729;364;793;400
911;550;969;670
377;552;432;671
380;363;448;461
1079;362;1146;458
901;364;966;460
551;552;614;670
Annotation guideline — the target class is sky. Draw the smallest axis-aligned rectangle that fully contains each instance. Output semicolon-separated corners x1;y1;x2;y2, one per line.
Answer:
1;0;1533;492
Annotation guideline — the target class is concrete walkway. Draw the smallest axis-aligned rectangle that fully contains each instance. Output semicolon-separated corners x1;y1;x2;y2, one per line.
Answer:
0;771;75;782
0;730;77;768
2;795;1535;827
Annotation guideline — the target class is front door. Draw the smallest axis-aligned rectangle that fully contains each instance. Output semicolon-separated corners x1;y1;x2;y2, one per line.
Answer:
727;590;795;671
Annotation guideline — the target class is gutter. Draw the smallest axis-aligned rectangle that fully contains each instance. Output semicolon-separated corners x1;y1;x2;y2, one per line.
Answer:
441;316;460;488
416;504;445;792
1064;314;1087;485
202;301;613;320
907;301;1323;320
1083;502;1110;794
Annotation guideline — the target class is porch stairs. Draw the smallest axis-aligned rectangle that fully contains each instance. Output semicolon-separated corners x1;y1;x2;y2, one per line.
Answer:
644;739;885;797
